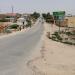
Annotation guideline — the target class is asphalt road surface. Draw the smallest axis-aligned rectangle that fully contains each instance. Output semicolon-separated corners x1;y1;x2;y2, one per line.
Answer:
0;20;44;75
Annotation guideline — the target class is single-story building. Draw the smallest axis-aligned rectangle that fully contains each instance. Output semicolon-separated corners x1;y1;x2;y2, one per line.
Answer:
17;17;27;29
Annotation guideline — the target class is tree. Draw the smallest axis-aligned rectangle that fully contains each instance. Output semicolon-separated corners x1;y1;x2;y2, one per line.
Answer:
42;13;47;19
10;24;19;29
31;12;40;19
42;12;54;24
26;20;32;27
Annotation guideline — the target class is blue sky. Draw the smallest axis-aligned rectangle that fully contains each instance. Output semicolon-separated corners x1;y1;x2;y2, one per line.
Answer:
0;0;75;14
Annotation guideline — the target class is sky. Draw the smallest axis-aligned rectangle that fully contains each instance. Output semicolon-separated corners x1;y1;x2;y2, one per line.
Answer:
0;0;75;14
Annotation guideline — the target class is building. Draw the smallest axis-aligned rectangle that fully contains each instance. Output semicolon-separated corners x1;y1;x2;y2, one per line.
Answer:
0;13;21;22
17;18;27;25
17;17;27;29
0;14;6;19
5;13;21;22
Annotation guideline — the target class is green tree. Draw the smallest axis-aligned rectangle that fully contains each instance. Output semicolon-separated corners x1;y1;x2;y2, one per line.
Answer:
10;24;19;29
42;13;47;19
26;20;32;27
42;12;54;24
31;12;40;19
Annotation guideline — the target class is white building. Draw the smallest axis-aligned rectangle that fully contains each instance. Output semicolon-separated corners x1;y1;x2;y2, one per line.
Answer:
17;18;27;26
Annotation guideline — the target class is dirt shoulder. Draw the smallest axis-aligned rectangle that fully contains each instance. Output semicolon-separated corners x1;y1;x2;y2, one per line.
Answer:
26;23;75;75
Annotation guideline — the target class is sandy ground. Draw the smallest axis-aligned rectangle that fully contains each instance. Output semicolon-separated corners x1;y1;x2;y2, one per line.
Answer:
0;27;31;39
26;23;75;75
0;21;37;39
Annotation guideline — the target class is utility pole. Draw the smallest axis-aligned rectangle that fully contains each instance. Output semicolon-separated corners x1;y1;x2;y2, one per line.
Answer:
11;5;14;14
11;5;14;22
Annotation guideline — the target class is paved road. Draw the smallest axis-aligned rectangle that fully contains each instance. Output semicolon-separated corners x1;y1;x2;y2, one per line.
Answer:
0;20;44;75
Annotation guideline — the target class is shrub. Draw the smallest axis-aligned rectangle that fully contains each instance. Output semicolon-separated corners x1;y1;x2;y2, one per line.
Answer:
63;42;73;45
5;29;12;33
31;12;40;19
66;32;72;36
42;13;54;24
0;19;9;22
53;32;62;41
10;24;19;29
26;20;32;27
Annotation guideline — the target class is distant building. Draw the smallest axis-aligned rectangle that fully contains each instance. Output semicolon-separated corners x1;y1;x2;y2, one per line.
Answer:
17;18;27;26
0;14;6;19
21;13;30;20
5;13;21;22
17;17;27;30
0;13;21;22
5;13;17;17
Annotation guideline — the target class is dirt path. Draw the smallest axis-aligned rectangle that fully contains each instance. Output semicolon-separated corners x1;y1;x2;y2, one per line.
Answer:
26;23;75;75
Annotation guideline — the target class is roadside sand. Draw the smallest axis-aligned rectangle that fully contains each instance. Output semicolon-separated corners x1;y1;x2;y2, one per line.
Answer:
0;27;30;39
27;23;75;75
0;20;37;39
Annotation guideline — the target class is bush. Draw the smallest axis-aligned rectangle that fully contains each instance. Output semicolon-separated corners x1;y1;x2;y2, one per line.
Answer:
53;32;62;41
63;42;73;45
51;32;75;45
31;12;40;19
10;24;19;29
26;20;32;27
51;35;57;40
0;19;9;22
5;29;12;33
42;13;54;24
66;32;72;36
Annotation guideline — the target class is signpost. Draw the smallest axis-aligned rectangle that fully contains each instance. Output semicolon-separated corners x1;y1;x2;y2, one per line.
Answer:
53;11;65;20
53;11;65;33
